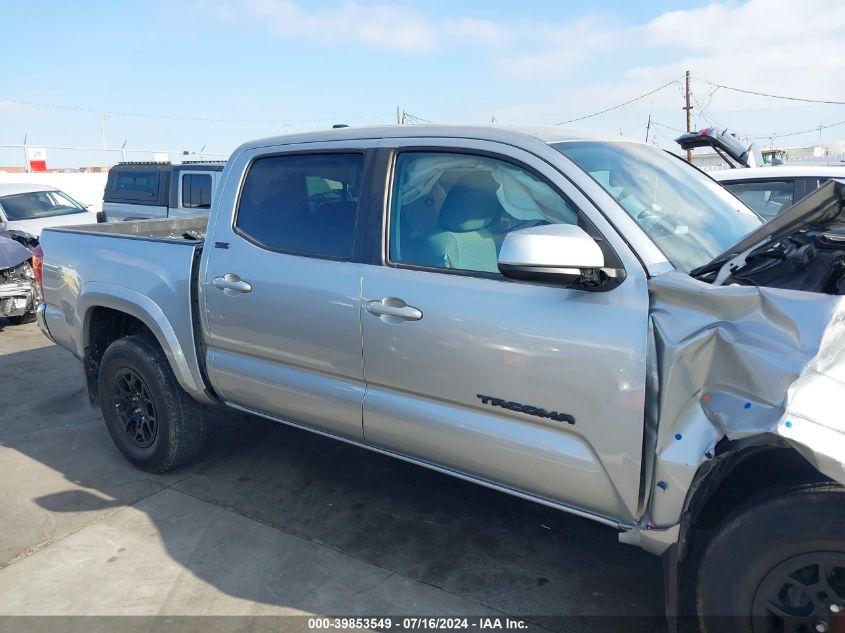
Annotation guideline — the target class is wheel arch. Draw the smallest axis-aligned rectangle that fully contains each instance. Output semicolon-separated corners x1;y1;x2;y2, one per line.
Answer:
78;286;210;404
681;439;833;546
662;439;835;626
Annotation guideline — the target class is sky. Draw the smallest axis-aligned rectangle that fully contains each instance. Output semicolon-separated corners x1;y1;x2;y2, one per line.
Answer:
3;0;845;167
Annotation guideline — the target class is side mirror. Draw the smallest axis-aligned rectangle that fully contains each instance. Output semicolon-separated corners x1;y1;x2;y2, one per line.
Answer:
498;224;608;288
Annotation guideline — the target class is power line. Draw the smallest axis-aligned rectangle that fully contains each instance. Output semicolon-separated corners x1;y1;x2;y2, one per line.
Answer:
553;80;682;126
693;78;845;105
651;120;686;133
713;103;835;115
0;96;393;125
748;119;845;140
690;93;747;136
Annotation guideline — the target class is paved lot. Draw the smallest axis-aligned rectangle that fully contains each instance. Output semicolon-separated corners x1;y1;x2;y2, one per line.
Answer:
0;318;664;630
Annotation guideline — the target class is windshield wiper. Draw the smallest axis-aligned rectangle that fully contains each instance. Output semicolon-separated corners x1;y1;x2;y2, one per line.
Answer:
689;253;735;280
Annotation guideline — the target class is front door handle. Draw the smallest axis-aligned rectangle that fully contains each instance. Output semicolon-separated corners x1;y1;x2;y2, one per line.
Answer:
366;298;422;321
212;273;252;294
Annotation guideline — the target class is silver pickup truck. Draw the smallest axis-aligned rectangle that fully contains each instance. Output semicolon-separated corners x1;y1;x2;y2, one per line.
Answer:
35;126;845;632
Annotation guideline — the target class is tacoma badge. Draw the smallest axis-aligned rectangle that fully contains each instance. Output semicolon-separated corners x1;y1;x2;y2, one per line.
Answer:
476;394;575;425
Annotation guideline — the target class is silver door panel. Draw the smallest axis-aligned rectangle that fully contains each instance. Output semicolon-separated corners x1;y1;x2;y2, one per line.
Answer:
361;265;649;521
208;348;364;439
203;247;365;438
364;384;629;518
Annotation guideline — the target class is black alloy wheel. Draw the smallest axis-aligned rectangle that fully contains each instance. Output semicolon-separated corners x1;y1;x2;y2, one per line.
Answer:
112;368;158;448
751;553;845;633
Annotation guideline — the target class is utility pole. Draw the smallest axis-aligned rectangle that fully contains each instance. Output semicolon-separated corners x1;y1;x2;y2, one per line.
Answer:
95;113;110;167
22;133;29;173
396;105;402;125
645;101;653;143
683;70;693;162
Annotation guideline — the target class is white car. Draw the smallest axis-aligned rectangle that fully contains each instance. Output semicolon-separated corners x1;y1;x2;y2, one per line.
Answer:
711;165;845;220
0;183;98;247
676;128;845;220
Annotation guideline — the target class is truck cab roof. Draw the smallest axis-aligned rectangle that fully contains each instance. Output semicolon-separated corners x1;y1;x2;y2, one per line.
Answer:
235;124;620;153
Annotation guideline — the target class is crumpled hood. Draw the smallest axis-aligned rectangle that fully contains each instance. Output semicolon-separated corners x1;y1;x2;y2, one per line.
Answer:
698;179;845;284
0;235;33;269
648;272;845;493
4;212;98;238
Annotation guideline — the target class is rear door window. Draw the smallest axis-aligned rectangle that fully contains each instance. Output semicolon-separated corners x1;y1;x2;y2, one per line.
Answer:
235;153;364;260
723;180;795;221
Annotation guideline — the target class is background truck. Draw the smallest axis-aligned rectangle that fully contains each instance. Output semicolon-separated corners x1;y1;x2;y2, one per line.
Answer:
100;160;225;222
35;126;845;632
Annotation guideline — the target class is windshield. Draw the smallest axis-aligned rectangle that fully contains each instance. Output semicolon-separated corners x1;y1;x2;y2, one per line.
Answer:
0;190;86;221
554;141;762;272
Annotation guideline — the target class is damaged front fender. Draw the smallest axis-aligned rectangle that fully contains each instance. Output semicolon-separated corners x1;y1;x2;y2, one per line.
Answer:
640;271;845;540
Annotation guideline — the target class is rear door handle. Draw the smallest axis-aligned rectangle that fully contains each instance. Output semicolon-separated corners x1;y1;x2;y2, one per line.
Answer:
366;298;422;321
212;273;252;294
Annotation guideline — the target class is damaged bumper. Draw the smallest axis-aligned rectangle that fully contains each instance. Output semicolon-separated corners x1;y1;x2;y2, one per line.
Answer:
0;279;35;318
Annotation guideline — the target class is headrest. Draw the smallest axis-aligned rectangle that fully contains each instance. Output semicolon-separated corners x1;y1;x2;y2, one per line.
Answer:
438;172;501;233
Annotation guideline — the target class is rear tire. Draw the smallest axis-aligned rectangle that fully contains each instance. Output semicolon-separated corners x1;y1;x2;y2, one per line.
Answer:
7;312;36;325
98;334;206;472
696;484;845;633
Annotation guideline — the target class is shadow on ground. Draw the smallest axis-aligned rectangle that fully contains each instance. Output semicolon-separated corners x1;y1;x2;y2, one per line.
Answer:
0;322;665;631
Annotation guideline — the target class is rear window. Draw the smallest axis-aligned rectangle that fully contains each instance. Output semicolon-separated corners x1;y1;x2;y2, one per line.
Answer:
182;173;212;209
723;180;794;221
110;170;160;202
235;153;364;260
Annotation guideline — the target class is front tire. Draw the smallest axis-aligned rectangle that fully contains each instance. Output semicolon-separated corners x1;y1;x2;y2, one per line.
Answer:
697;484;845;633
98;334;206;472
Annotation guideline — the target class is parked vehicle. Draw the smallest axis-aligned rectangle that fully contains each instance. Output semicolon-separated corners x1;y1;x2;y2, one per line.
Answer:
36;126;845;632
676;127;845;220
712;165;845;220
675;126;764;168
100;161;225;222
0;235;37;324
0;183;97;247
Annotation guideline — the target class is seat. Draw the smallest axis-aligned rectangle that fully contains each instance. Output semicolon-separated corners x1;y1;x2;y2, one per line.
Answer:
419;172;503;273
395;183;446;264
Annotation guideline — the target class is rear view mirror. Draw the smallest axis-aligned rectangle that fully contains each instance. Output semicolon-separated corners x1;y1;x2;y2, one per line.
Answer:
498;224;608;288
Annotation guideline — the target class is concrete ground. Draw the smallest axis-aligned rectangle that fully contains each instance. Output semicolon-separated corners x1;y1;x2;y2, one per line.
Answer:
0;319;665;631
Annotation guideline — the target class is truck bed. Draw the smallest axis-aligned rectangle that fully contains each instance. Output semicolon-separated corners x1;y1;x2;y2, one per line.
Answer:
39;216;210;402
50;216;208;242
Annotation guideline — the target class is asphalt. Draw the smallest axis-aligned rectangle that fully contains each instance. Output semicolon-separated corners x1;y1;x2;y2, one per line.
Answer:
0;318;665;631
